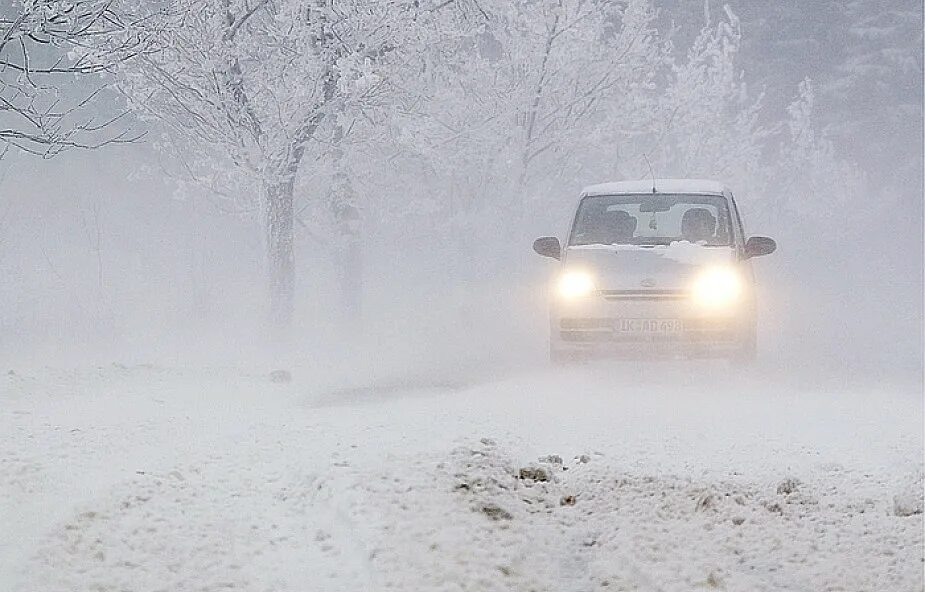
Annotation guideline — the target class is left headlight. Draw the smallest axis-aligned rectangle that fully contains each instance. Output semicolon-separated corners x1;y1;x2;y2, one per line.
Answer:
691;266;743;310
557;270;596;300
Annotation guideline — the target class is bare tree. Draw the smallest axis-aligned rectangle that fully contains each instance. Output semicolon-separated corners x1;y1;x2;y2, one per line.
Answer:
0;0;160;158
375;0;666;263
118;0;473;330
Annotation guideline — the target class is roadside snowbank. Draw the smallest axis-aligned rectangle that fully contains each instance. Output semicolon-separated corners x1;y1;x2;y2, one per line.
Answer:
2;363;922;591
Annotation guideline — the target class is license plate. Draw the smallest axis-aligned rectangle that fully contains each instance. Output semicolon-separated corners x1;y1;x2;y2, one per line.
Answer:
615;319;683;334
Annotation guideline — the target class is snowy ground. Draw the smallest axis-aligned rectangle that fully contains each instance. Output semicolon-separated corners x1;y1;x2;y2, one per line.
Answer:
1;360;922;591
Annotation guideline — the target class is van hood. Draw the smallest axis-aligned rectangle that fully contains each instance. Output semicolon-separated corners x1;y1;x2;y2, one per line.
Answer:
564;242;736;291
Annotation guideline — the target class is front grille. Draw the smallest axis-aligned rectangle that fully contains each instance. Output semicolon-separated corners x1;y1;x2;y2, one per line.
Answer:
599;289;688;302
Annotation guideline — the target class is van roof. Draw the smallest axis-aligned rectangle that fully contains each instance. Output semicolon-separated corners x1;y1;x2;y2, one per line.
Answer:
581;179;729;197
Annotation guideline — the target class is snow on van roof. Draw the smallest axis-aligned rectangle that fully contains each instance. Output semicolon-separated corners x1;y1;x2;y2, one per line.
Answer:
581;179;728;196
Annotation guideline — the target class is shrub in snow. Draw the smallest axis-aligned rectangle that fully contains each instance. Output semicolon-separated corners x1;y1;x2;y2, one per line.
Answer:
893;491;924;517
776;478;801;495
269;369;292;383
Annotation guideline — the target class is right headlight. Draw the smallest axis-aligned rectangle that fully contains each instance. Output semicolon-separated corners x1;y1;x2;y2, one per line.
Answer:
690;266;743;310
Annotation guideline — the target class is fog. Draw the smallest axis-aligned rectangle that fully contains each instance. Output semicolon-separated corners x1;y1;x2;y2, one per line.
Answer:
1;4;921;377
4;146;919;376
1;1;922;589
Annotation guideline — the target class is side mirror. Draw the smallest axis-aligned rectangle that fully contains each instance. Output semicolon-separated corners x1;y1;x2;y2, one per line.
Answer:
532;236;561;260
744;236;776;258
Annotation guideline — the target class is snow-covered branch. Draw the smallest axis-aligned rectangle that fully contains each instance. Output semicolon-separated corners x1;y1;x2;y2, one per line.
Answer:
0;0;162;157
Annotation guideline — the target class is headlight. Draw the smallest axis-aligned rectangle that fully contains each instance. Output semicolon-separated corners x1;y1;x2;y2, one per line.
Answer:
557;270;596;300
691;266;743;309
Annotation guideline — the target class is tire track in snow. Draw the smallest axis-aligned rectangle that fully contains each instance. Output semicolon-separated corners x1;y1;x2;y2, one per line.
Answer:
17;422;369;592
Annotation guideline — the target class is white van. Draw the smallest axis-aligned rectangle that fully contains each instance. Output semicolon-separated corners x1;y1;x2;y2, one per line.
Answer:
533;179;776;362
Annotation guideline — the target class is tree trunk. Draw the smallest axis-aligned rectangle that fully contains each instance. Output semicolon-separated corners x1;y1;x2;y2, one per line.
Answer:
335;202;361;319
266;176;295;332
330;122;361;320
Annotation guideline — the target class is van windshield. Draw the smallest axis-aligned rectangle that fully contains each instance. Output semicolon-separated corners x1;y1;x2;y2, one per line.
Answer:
569;194;733;247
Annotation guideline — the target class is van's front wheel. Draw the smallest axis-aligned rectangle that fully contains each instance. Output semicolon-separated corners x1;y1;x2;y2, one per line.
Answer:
550;346;582;365
729;330;757;366
550;347;569;365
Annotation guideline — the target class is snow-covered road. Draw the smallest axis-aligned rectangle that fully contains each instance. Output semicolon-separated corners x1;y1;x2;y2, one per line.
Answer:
2;362;922;591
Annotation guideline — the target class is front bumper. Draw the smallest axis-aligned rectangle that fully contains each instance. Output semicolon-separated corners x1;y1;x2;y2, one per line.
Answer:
550;289;754;359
